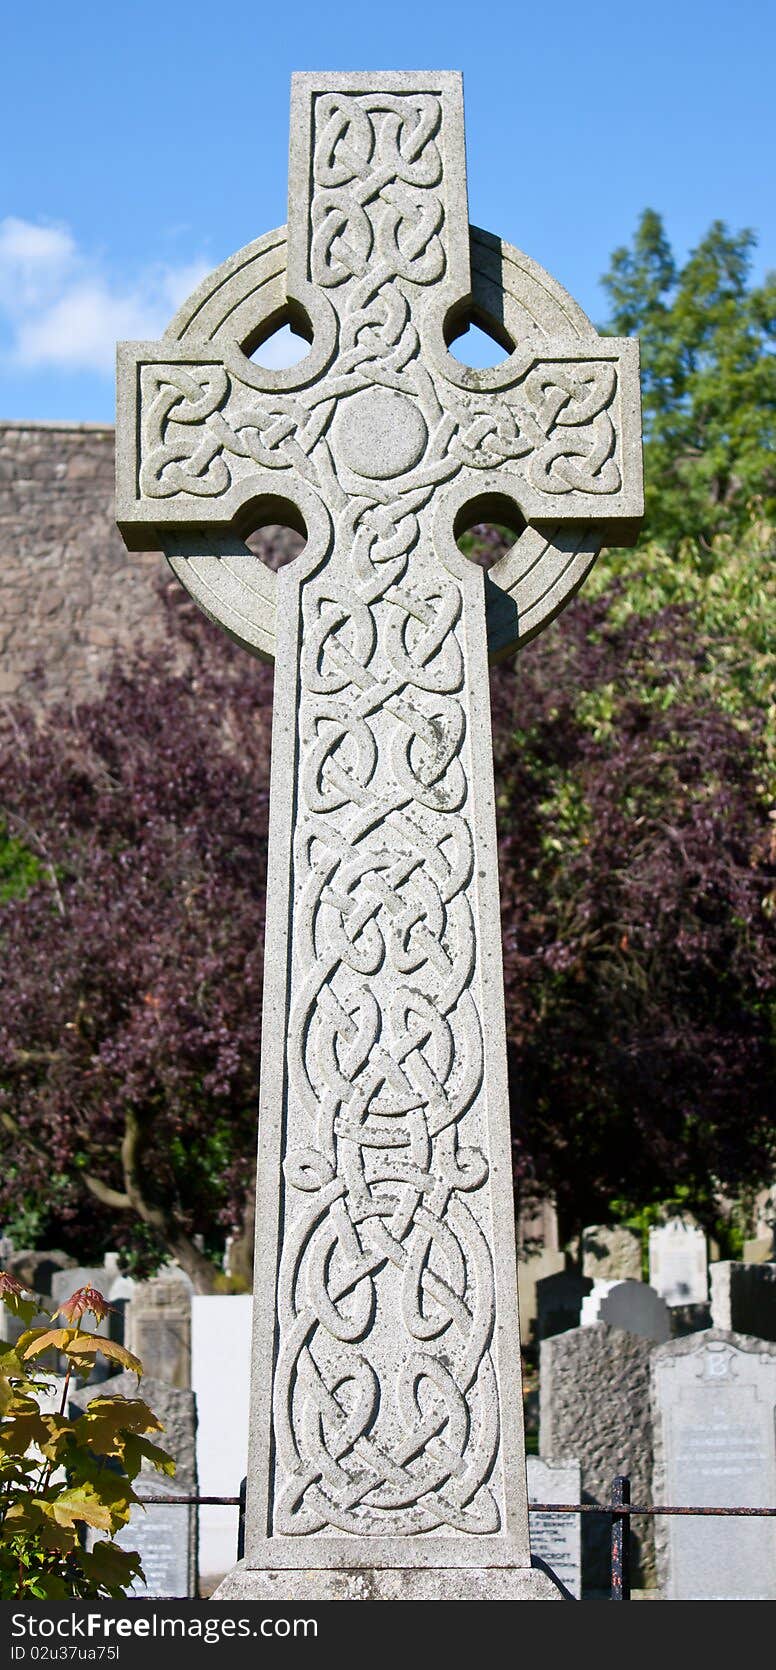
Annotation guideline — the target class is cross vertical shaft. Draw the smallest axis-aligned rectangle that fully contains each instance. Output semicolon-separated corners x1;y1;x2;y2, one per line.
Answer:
116;70;642;1599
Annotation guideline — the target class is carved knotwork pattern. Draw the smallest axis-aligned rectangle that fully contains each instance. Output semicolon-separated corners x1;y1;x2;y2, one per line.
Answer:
275;502;501;1536
133;94;616;1542
139;97;621;511
119;76;641;1555
270;94;505;1537
139;353;620;504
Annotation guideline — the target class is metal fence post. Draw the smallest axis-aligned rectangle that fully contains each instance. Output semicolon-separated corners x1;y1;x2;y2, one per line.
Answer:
610;1474;631;1599
237;1475;247;1561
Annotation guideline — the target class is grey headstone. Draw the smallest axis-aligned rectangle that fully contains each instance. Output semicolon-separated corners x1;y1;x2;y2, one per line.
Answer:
581;1278;670;1343
517;1249;566;1345
710;1261;776;1342
649;1217;708;1306
0;1294;57;1369
0;1296;49;1342
6;1248;75;1297
536;1269;592;1339
540;1324;655;1592
70;1371;198;1598
50;1267;112;1336
582;1225;642;1283
116;68;643;1601
125;1277;191;1387
651;1329;776;1599
527;1457;581;1599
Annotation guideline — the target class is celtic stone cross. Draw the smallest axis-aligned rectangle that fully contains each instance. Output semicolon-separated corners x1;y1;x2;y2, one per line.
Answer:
117;71;642;1601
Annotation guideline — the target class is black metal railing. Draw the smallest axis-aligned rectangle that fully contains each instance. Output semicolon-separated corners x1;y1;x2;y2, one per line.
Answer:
134;1477;776;1601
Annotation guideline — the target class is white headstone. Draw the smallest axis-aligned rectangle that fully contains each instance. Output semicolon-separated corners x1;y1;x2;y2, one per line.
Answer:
649;1217;708;1306
191;1294;252;1587
651;1330;776;1599
116;69;643;1601
527;1457;581;1598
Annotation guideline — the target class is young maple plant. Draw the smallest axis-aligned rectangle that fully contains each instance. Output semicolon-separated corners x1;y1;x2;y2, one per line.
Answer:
0;1274;173;1598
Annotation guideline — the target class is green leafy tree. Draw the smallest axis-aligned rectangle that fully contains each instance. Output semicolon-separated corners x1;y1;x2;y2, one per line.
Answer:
602;209;776;549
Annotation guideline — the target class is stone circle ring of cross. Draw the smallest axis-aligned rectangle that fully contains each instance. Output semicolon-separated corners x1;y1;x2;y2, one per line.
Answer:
116;72;642;1601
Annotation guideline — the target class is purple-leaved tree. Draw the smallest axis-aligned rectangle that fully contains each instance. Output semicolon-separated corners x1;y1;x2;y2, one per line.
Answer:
0;563;773;1284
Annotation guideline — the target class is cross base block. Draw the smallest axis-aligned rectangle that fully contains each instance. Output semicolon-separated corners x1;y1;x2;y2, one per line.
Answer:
210;1561;565;1600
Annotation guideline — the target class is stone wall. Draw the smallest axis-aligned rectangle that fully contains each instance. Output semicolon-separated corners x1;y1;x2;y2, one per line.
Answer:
0;421;305;705
0;422;169;705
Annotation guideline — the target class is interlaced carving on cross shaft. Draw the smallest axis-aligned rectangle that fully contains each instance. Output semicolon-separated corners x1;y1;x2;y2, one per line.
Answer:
275;498;502;1536
310;93;447;291
272;99;503;1533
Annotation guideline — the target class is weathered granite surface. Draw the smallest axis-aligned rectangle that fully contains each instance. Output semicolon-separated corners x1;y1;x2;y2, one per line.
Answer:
540;1324;655;1591
582;1224;642;1283
212;1564;563;1600
117;68;642;1602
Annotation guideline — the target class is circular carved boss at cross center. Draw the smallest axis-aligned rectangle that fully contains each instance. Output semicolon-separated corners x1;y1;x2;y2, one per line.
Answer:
332;387;429;479
140;224;624;661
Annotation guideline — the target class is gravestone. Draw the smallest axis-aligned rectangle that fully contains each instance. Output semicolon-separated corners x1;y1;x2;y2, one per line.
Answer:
709;1261;776;1343
744;1187;775;1263
651;1330;776;1599
540;1324;655;1592
0;1291;56;1366
581;1278;670;1342
5;1248;74;1297
526;1457;581;1599
191;1294;252;1588
70;1371;198;1599
126;1276;192;1387
649;1216;708;1306
116;70;642;1602
536;1269;592;1340
581;1224;642;1283
518;1249;566;1346
50;1266;112;1334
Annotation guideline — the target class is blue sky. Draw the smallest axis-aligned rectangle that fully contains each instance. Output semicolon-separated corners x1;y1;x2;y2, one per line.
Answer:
1;0;773;422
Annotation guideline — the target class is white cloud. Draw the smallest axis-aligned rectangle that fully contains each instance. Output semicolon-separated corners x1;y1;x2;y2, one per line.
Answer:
0;216;209;375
